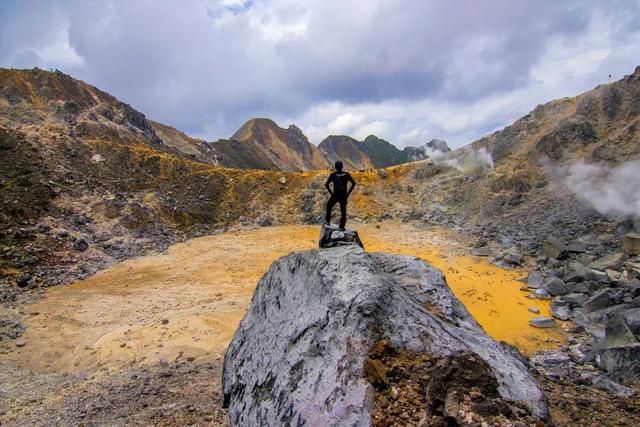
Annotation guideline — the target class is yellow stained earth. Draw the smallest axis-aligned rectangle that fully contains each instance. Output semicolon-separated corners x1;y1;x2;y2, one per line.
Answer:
4;223;566;376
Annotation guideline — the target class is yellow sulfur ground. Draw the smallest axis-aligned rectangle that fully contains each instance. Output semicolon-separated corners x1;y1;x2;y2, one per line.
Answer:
4;223;563;378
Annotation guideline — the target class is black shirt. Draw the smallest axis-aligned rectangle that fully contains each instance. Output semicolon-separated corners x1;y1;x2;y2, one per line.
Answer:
326;171;355;197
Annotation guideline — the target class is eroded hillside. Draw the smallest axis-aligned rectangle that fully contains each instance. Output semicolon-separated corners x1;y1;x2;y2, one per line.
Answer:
2;66;640;303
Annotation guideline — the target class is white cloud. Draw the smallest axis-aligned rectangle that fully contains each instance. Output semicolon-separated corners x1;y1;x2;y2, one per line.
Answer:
1;0;639;150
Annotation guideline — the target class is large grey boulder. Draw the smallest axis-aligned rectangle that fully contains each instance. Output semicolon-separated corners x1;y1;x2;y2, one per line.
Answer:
221;246;549;425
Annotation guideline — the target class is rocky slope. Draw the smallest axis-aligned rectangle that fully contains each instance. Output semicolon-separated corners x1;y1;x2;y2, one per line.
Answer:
230;118;329;171
222;242;549;425
318;134;375;170
318;134;449;170
2;66;640;302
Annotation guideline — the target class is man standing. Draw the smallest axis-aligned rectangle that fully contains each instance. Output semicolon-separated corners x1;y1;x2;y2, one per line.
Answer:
325;160;356;230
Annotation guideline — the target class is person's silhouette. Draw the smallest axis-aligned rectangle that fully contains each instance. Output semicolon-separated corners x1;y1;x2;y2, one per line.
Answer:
324;160;356;230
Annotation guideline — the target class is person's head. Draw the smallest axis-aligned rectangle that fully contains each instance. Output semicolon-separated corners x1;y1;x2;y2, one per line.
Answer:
334;160;343;171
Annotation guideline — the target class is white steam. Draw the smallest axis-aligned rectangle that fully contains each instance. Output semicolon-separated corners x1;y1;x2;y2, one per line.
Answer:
563;159;640;218
438;146;494;174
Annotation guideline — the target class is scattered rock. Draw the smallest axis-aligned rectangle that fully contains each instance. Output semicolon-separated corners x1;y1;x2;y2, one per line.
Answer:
377;169;388;179
490;246;523;268
277;176;287;185
16;275;33;288
620;307;640;335
73;238;89;252
527;271;544;289
256;216;273;227
470;247;491;257
528;306;540;314
590;375;636;397
597;343;640;376
603;315;638;348
543;238;568;260
561;293;590;308
582;290;613;313
532;289;551;300
550;303;571;321
529;316;557;328
588;252;628;271
544;278;570;296
622;233;640;256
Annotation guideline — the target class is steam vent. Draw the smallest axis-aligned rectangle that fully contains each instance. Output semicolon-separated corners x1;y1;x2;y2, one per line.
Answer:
221;231;550;426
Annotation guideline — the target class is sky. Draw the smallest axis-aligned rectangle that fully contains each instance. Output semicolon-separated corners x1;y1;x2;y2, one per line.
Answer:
1;0;639;148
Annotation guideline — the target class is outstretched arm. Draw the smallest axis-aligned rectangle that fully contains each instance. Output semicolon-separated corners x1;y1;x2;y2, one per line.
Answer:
347;174;356;196
325;176;334;196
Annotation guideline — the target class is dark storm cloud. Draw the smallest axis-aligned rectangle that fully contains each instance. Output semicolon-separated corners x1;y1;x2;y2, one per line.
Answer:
1;0;639;146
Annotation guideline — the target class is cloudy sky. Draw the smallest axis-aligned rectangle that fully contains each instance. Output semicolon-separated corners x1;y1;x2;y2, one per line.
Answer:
1;0;639;148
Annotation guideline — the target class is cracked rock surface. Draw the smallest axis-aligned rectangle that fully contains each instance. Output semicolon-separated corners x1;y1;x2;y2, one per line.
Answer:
222;246;548;425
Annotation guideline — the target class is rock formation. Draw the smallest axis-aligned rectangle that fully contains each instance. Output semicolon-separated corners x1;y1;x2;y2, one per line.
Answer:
230;118;330;171
222;242;549;425
318;223;364;249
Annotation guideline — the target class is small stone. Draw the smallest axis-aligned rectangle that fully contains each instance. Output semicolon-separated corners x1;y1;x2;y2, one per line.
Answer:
528;306;540;314
278;176;287;185
529;316;557;328
161;319;169;325
16;339;26;347
544;278;570;296
16;275;33;288
73;238;89;252
533;289;551;300
470;247;491;257
550;304;571;321
527;271;544;289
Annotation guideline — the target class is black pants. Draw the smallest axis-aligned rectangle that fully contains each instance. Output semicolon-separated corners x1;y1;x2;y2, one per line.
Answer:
325;194;348;228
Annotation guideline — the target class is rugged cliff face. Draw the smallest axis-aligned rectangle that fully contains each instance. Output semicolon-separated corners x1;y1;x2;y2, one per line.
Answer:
222;244;549;425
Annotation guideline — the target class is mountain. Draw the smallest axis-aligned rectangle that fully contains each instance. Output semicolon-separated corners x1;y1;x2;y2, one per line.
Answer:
319;134;450;170
403;138;451;162
359;135;408;168
230;118;329;171
3;65;640;296
318;135;376;170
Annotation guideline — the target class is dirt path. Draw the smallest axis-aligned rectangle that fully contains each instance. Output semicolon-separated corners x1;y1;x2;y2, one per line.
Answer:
0;223;566;424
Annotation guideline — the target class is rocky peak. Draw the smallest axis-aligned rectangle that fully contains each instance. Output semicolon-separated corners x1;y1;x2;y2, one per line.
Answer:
426;138;451;154
230;117;329;171
286;124;305;138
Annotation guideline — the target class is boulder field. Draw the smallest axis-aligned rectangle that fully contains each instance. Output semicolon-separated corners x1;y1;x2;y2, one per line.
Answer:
222;230;549;426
